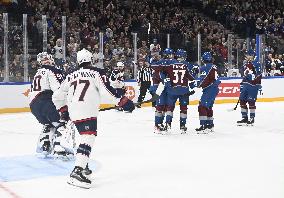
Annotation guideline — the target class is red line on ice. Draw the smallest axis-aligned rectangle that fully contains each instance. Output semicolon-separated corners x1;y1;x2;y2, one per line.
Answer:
0;183;21;198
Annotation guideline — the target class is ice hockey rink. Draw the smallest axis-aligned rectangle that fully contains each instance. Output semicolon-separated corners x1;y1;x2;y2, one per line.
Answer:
0;102;283;198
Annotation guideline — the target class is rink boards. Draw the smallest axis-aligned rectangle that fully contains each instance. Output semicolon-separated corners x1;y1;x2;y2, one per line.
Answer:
0;76;284;114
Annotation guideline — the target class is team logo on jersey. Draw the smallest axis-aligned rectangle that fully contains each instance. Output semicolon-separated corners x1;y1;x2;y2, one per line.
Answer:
124;86;135;100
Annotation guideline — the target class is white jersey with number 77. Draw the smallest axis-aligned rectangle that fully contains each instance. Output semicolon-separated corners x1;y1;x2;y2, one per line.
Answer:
52;66;123;121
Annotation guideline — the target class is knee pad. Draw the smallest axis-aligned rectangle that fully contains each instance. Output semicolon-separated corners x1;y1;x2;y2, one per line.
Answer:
240;100;248;109
166;105;175;112
156;105;166;112
207;108;213;117
248;101;256;109
198;105;207;116
180;105;187;114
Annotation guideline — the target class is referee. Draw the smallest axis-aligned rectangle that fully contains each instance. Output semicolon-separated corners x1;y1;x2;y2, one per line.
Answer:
137;59;153;108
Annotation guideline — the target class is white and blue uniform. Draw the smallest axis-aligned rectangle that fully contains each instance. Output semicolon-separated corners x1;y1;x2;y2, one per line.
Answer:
29;65;65;125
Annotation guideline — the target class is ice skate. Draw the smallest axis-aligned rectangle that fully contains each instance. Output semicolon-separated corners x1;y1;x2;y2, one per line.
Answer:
82;163;93;180
164;122;172;132
180;124;187;134
195;125;208;134
247;118;254;126
206;124;214;132
237;118;248;126
67;166;92;189
154;124;166;134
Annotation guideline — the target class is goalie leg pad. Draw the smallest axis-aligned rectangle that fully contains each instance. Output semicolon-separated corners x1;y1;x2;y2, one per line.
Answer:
53;123;75;158
36;124;55;155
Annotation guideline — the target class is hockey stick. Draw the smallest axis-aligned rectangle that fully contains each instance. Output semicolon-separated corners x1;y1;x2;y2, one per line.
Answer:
99;94;159;112
227;99;240;112
99;89;196;112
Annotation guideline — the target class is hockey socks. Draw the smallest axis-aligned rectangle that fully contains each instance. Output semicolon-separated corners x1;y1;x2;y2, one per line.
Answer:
75;134;96;169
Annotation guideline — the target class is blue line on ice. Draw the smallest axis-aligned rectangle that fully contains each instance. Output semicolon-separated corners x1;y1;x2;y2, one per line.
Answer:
0;155;95;182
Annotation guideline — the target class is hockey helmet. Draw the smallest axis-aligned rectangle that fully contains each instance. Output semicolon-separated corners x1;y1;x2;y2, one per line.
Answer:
175;49;187;59
37;52;54;65
202;52;212;62
77;48;93;65
163;48;174;56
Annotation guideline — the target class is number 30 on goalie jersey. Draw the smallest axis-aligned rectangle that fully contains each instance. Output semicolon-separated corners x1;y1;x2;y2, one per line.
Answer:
29;65;64;103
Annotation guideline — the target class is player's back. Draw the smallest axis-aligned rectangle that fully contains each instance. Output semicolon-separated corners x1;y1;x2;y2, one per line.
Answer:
62;66;120;120
29;65;64;103
164;59;195;95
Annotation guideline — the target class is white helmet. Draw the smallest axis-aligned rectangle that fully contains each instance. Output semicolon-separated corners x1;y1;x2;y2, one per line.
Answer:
37;52;54;65
77;48;93;65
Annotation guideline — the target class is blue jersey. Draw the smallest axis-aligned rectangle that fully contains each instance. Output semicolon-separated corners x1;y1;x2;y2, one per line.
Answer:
242;60;262;86
198;63;220;89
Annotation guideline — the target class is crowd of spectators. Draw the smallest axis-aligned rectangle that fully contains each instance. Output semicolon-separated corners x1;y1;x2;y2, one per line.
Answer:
1;0;284;82
200;0;284;39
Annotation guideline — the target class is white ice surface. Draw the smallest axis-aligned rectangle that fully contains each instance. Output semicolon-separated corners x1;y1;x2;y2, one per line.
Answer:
0;102;284;198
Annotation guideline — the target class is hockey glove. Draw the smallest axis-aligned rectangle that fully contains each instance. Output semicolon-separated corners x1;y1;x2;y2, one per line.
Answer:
185;90;195;96
59;105;70;122
115;87;126;98
118;96;135;112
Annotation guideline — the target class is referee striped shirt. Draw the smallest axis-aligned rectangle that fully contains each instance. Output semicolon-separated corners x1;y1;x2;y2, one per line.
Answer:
137;67;153;83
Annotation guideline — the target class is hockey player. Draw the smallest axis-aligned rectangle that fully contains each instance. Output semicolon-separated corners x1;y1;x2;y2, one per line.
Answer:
52;48;135;189
163;49;196;133
110;61;125;89
29;52;71;156
109;61;126;111
195;52;221;133
150;48;173;133
237;50;262;126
